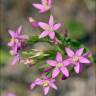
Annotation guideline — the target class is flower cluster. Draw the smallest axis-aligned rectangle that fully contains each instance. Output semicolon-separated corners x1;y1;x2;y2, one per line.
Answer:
8;26;28;65
7;0;92;95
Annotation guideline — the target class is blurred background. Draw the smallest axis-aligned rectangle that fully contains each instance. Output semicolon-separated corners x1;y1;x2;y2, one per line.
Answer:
0;0;96;96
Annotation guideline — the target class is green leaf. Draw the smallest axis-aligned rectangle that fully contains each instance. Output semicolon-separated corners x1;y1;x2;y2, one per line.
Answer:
65;20;86;39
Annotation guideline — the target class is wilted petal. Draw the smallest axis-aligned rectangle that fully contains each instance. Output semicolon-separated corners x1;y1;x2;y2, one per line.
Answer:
65;47;74;57
76;48;84;56
54;23;61;30
74;63;80;74
32;4;44;10
39;31;49;38
47;60;56;66
56;52;62;62
49;31;55;39
52;68;60;78
79;56;90;64
60;67;69;77
44;86;50;95
49;15;54;27
50;83;57;90
38;22;49;30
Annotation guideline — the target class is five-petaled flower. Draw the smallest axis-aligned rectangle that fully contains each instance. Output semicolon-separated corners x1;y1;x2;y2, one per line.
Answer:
32;0;52;13
30;75;57;95
65;48;91;74
38;15;61;39
47;52;69;78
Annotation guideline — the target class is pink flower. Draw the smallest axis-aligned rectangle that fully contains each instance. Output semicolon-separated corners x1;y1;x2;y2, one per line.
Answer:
8;26;28;55
65;48;91;74
30;75;57;95
47;52;69;78
32;0;52;13
38;15;61;39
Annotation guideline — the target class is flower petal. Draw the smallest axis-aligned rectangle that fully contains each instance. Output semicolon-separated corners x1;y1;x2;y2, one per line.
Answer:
74;63;80;74
65;47;74;57
60;67;69;77
11;54;20;65
38;22;49;30
8;30;15;37
32;4;44;10
49;15;54;27
44;86;50;95
48;0;52;6
49;31;55;39
17;25;22;34
52;68;60;78
46;60;56;66
76;48;84;56
63;59;71;66
54;23;61;30
56;52;62;62
35;78;43;85
39;31;49;38
42;0;47;5
18;35;29;40
30;83;36;89
79;56;90;64
50;83;57;90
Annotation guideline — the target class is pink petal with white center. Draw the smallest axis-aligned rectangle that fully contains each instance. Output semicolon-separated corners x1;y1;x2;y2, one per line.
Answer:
8;30;15;37
74;63;80;74
17;25;22;34
49;31;55;39
52;68;60;78
56;52;62;62
54;23;61;30
76;48;84;56
60;67;69;77
79;56;90;64
39;31;49;38
47;60;56;66
50;83;57;90
49;15;54;27
32;4;44;10
44;86;50;95
38;22;49;30
65;47;74;57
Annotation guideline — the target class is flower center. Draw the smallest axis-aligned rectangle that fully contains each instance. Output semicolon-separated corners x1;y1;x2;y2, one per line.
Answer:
57;63;62;68
43;81;49;87
72;56;79;62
